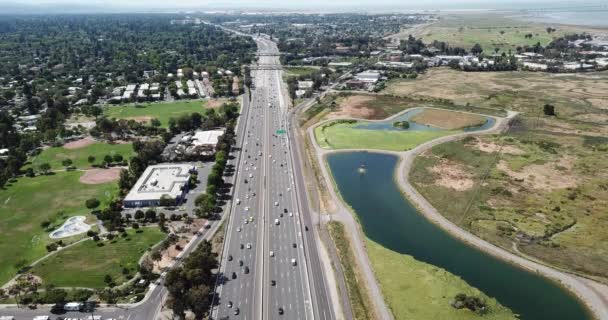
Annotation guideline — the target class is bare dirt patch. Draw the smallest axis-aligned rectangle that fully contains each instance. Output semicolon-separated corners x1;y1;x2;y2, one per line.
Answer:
63;137;96;150
428;159;474;191
497;157;578;190
410;108;487;130
472;140;526;155
125;116;153;124
587;98;608;110
79;168;122;184
207;99;227;109
326;95;379;120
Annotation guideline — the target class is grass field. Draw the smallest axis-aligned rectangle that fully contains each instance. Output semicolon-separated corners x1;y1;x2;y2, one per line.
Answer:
104;100;210;127
284;66;319;78
314;121;454;151
410;131;608;281
366;239;515;320
31;228;165;288
327;221;375;320
405;13;597;53
29;142;135;171
0;172;118;285
410;109;487;130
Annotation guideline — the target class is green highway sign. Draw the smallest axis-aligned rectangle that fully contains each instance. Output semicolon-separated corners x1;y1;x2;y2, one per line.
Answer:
276;129;286;134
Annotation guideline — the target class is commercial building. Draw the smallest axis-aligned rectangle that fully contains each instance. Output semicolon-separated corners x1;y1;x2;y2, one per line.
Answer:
355;70;381;83
123;164;195;208
162;129;225;161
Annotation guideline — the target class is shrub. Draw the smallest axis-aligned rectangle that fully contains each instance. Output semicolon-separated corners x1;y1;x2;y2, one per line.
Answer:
85;198;100;209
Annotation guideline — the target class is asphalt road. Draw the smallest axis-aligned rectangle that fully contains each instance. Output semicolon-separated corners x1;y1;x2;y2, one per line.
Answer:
213;36;335;320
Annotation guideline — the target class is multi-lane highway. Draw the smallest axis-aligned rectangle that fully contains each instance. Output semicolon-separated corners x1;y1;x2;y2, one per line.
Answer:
213;36;335;320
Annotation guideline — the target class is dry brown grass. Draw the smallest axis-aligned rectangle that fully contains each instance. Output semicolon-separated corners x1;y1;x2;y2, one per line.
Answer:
428;159;475;191
410;108;487;130
496;157;579;191
63;137;96;150
79;168;122;184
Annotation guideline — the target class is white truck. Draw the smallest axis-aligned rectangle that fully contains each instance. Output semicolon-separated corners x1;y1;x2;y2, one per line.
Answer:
274;219;280;225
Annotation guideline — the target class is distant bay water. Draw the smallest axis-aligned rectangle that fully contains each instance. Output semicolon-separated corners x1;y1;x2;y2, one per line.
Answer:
517;11;608;27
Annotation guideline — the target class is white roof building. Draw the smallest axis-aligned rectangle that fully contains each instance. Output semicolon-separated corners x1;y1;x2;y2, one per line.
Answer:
328;62;353;67
523;62;548;70
123;164;193;207
298;81;314;89
126;84;138;91
191;129;225;148
355;70;381;83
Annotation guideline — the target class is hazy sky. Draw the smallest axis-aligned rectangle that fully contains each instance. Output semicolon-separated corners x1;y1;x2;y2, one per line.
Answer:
1;0;605;12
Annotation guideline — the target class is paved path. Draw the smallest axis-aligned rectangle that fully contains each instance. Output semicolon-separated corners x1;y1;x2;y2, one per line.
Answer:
306;108;608;320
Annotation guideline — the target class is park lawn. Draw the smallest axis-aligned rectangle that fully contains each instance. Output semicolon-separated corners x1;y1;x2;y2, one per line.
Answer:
31;228;165;288
0;171;118;286
284;66;319;78
410;108;487;130
314;121;454;151
104;100;209;127
29;142;135;171
366;239;515;320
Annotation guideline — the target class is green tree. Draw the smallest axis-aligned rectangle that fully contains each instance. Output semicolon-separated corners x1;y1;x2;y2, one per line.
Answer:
195;193;216;217
87;155;96;164
471;43;483;56
39;162;51;174
61;159;73;167
85;198;100;209
134;210;144;221
543;104;556;116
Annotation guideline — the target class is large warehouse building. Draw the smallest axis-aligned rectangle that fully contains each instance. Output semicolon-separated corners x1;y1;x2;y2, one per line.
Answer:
123;164;195;208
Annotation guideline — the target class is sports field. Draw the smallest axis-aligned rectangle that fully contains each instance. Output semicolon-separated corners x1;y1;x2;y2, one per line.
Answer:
29;142;135;170
31;228;165;288
314;121;454;151
104;100;209;127
0;172;118;285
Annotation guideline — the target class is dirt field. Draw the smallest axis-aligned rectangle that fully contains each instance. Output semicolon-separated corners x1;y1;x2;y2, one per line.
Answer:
326;95;379;119
472;139;526;155
496;157;579;190
410;108;487;130
79;168;122;184
125;116;153;124
64;137;96;150
428;158;474;191
207;98;229;109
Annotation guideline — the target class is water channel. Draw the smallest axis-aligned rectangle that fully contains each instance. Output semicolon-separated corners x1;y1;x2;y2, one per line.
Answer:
326;151;590;320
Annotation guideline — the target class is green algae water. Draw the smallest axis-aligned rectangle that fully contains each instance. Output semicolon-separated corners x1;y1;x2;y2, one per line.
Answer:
327;151;590;320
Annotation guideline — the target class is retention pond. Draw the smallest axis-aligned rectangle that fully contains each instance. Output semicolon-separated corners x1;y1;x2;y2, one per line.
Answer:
327;151;590;320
